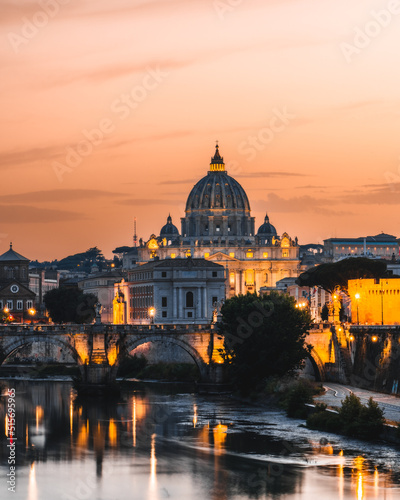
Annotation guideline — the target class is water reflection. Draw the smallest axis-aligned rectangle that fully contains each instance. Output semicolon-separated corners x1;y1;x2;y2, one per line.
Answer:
0;381;399;500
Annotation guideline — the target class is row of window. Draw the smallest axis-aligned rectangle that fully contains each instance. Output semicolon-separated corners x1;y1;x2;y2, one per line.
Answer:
1;267;27;278
0;300;33;311
368;289;400;295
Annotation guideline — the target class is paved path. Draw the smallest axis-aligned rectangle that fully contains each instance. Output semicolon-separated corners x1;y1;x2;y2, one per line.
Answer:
315;383;400;424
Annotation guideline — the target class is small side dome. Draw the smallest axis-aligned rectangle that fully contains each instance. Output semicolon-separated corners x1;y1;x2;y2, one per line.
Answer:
257;213;277;236
160;215;180;239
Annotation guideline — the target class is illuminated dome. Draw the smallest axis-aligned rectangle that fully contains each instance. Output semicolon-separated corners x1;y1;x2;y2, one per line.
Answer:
185;145;250;212
160;215;179;239
181;144;255;241
257;213;277;237
256;213;277;245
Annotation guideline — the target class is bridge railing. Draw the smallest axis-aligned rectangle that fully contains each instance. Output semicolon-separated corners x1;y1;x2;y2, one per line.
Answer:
349;324;400;332
0;323;215;335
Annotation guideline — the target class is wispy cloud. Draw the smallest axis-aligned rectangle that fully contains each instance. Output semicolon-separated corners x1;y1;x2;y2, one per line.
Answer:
0;189;126;204
0;205;86;224
260;192;351;216
114;198;180;206
237;171;309;179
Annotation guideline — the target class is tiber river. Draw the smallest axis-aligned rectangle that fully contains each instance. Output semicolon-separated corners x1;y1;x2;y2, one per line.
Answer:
0;380;399;500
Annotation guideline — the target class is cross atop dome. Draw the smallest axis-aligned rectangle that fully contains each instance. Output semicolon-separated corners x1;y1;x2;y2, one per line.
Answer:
210;142;225;171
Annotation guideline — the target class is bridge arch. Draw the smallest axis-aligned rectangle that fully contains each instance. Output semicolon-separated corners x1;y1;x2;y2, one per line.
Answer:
122;334;209;380
0;335;83;366
308;349;325;382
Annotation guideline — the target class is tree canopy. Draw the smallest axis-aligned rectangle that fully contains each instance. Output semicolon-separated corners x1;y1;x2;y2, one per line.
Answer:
219;292;312;395
44;287;97;324
296;257;387;294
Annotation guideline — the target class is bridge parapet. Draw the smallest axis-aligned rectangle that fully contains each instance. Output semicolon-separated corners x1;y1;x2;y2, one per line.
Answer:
0;323;215;335
350;325;400;333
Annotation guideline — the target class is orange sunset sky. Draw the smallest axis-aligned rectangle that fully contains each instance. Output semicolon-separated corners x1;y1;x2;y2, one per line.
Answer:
1;0;400;261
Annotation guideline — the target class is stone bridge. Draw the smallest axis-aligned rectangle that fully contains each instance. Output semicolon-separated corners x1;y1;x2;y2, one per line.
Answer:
0;323;225;384
1;322;388;389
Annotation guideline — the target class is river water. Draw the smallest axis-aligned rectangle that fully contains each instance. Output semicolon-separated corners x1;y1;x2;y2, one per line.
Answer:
0;380;399;500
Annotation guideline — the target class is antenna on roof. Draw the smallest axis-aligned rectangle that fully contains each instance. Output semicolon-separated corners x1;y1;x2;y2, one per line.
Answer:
133;217;137;247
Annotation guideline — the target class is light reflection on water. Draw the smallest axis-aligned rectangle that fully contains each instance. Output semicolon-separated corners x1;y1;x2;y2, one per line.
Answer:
0;381;399;500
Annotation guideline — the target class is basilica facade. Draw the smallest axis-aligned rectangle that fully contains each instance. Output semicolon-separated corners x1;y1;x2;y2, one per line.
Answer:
119;144;301;301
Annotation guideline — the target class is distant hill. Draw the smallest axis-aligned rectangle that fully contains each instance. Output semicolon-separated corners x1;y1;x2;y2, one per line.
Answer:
30;247;120;273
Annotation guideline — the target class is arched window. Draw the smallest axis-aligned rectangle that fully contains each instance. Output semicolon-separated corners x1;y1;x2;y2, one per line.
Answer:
186;291;194;308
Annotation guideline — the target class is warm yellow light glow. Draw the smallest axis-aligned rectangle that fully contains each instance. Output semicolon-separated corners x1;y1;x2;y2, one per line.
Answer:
204;252;210;258
355;293;360;300
246;250;253;258
107;347;117;366
29;308;36;316
28;463;37;500
132;397;136;448
350;335;355;341
35;406;43;431
109;418;117;447
357;472;363;500
150;433;157;489
371;336;378;342
170;253;176;259
193;404;197;428
229;252;235;258
77;422;88;448
69;398;73;436
213;423;228;456
374;467;379;497
149;307;155;317
263;252;268;258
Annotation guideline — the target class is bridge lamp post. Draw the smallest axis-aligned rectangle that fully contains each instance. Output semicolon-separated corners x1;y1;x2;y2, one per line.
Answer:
354;293;360;325
149;307;155;325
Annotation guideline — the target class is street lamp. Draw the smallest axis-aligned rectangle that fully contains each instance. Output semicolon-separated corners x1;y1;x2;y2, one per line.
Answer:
149;307;155;325
355;293;360;325
29;308;36;325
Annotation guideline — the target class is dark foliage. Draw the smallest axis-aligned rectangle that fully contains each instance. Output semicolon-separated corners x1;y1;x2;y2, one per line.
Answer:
44;287;97;323
219;292;312;395
307;393;385;440
281;380;315;418
320;303;329;321
117;354;148;378
296;258;387;294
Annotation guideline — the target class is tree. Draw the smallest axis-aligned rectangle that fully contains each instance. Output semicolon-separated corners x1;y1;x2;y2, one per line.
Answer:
296;257;387;295
44;287;97;324
219;292;312;395
320;303;329;321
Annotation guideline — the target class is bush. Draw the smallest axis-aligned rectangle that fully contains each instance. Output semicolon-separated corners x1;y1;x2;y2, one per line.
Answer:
307;410;341;433
281;379;315;418
138;362;199;382
307;393;384;440
117;354;148;378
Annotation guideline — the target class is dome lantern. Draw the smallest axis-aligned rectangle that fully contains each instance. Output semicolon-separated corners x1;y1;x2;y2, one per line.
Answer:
210;142;225;172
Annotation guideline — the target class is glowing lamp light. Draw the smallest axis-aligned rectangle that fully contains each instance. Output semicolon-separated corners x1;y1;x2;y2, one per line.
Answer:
149;307;155;317
371;336;378;343
355;293;360;300
29;308;36;316
349;335;355;341
4;307;9;314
